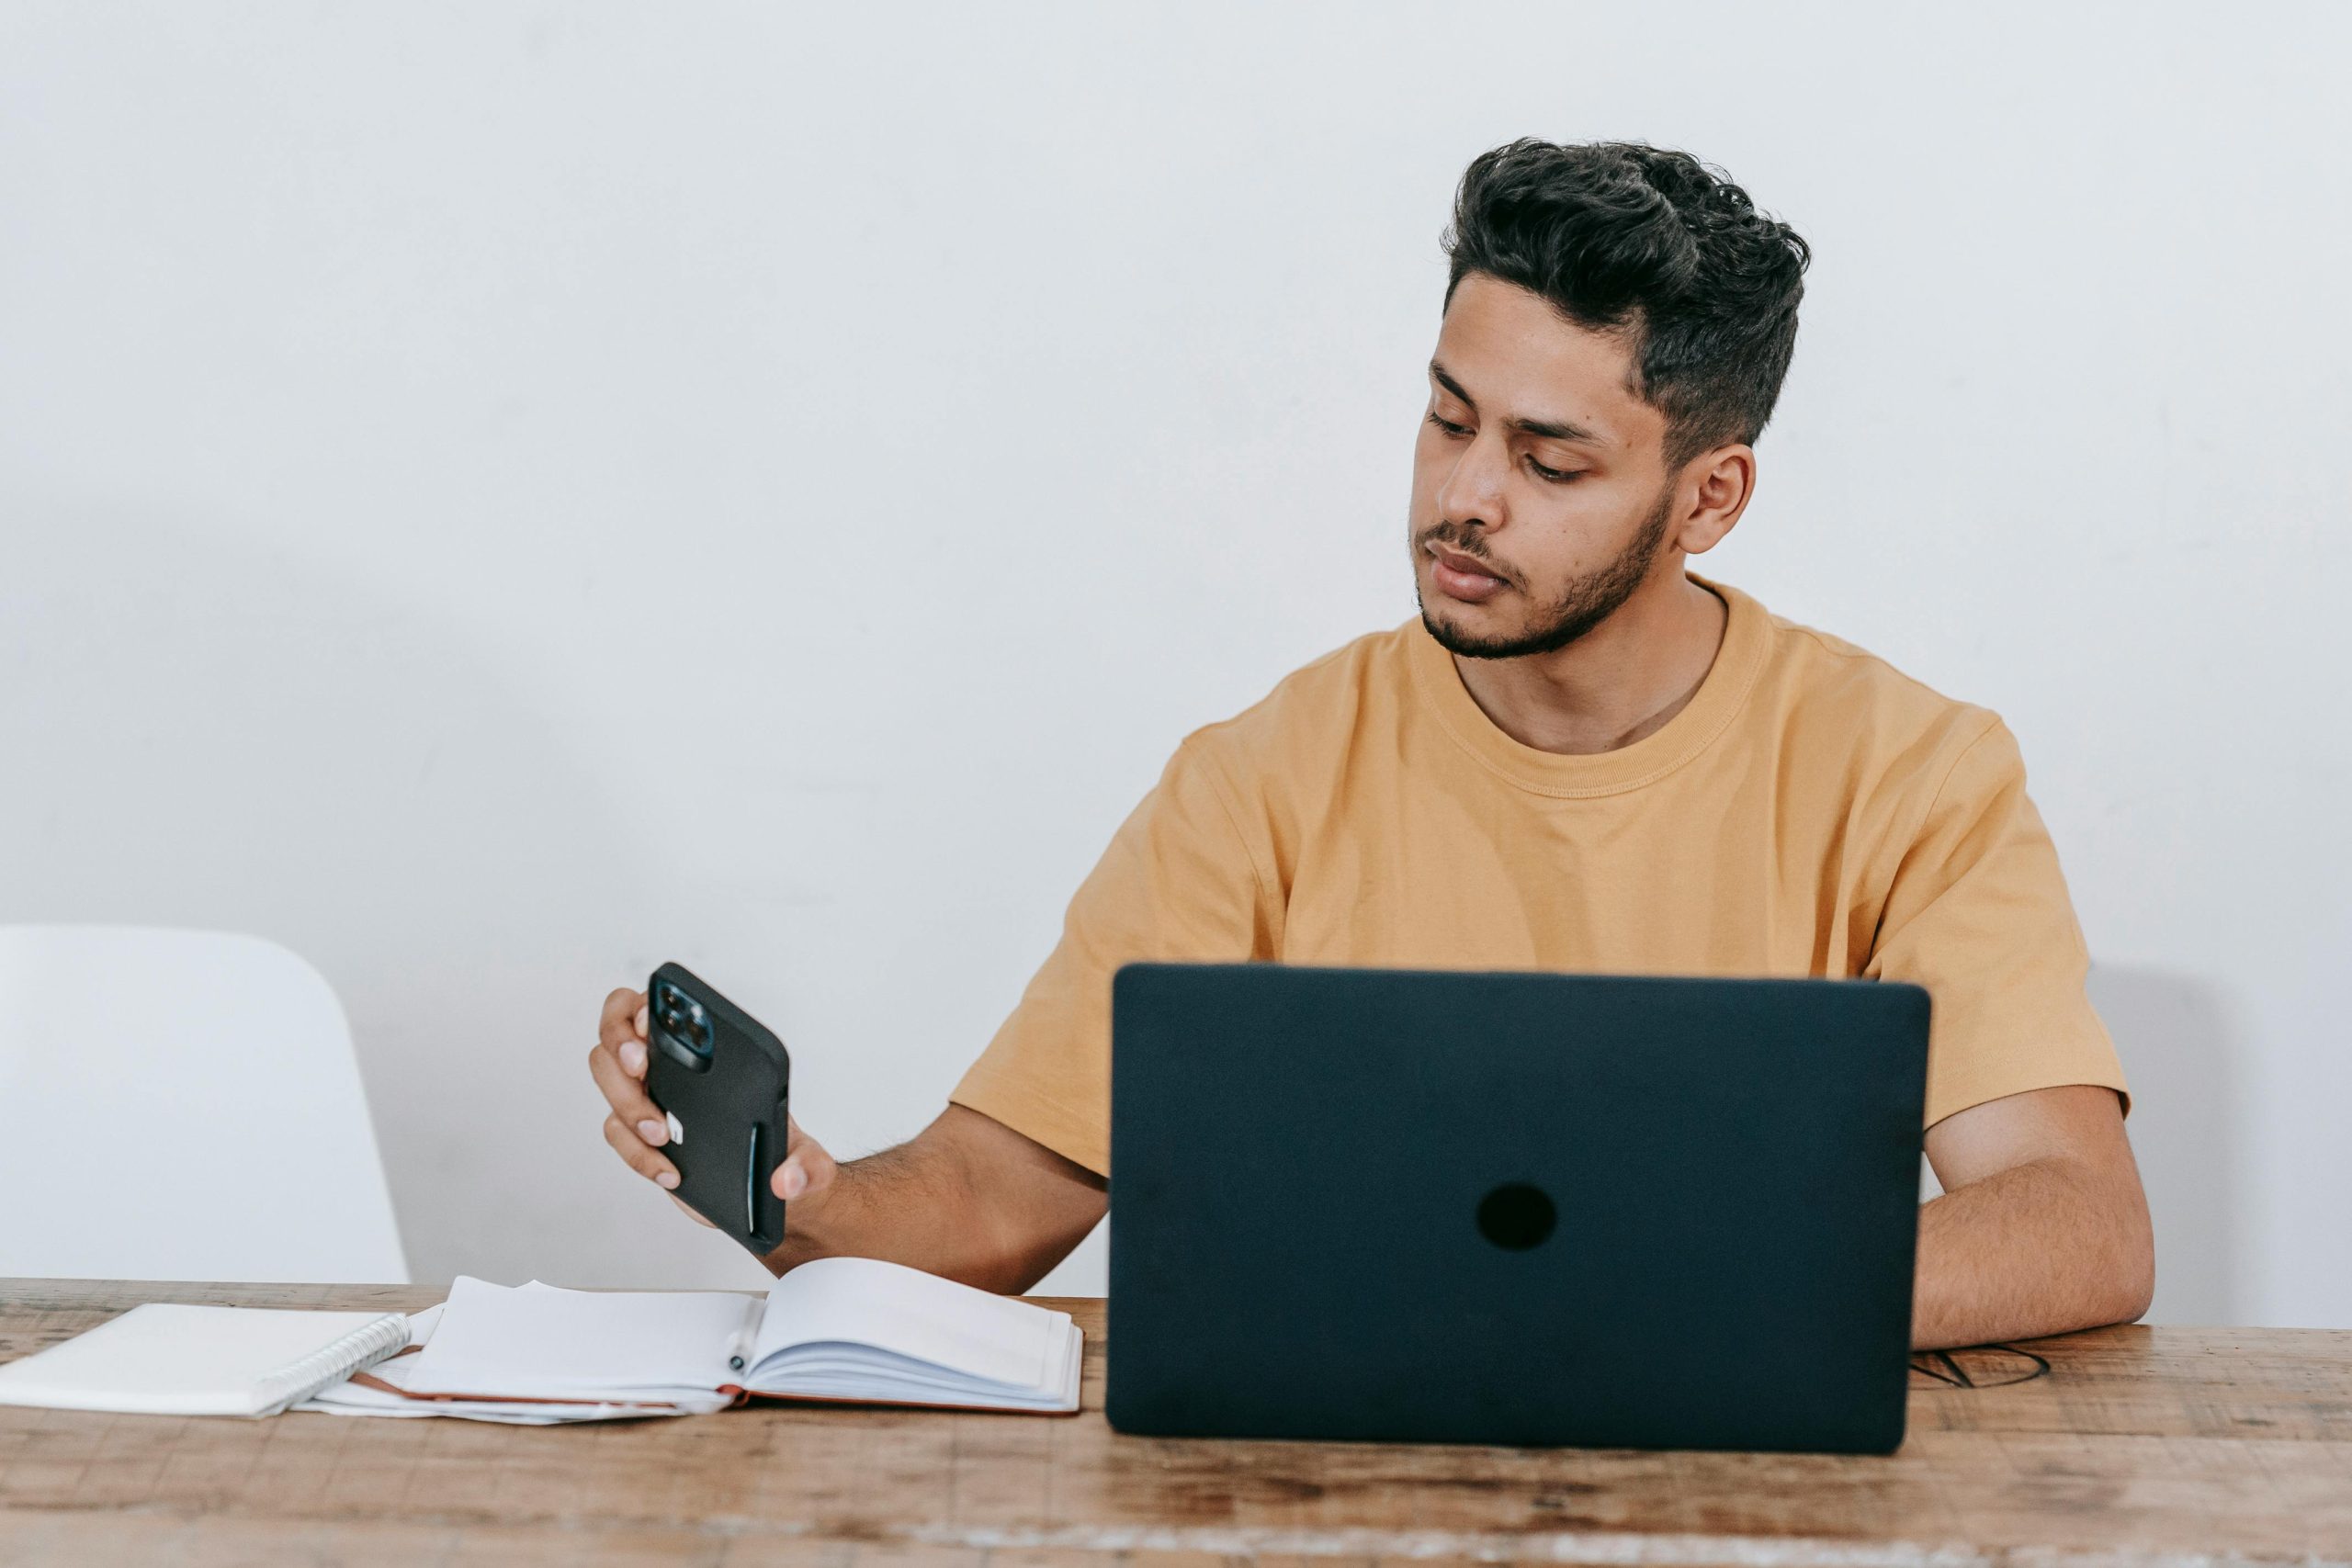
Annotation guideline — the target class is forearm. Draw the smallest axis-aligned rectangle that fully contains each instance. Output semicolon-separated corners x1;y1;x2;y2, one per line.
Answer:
759;1139;999;1286
1911;1152;2154;1349
761;1105;1106;1293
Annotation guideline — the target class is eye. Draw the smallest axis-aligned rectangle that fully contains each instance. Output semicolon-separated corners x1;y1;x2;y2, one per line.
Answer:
1526;455;1584;484
1425;412;1471;438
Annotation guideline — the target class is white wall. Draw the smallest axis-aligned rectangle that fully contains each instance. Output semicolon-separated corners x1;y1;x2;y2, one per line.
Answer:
2;2;2343;1325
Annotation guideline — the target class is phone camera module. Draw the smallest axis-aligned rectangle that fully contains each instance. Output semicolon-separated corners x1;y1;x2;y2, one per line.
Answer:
653;984;715;1060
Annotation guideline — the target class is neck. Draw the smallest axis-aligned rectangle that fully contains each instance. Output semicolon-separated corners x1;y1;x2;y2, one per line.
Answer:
1450;568;1729;755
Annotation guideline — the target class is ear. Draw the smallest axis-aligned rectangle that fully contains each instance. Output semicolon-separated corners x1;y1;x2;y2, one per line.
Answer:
1671;444;1757;557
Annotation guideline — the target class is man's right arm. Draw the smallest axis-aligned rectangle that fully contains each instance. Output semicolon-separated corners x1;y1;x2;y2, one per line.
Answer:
590;736;1270;1288
589;987;1107;1292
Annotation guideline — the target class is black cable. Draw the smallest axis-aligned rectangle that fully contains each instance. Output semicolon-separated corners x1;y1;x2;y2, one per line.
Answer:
1908;1343;2052;1389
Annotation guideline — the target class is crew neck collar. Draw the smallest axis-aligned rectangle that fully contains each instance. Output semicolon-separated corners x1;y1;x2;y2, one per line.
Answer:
1404;571;1770;798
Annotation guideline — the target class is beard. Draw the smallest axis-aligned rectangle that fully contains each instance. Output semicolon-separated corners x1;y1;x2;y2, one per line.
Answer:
1413;479;1676;660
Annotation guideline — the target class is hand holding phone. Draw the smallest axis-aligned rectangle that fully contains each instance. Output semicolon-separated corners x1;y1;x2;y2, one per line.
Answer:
590;971;836;1255
638;964;790;1253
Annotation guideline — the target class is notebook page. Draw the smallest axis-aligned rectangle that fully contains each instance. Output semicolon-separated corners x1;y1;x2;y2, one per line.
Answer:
0;1304;408;1416
753;1313;1080;1406
401;1277;757;1398
303;1342;730;1423
748;1257;1062;1393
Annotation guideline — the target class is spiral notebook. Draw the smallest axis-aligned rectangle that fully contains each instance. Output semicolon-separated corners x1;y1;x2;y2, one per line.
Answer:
0;1303;410;1417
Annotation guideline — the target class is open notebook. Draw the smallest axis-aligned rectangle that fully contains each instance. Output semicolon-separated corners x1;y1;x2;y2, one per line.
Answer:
323;1257;1080;1421
0;1303;410;1416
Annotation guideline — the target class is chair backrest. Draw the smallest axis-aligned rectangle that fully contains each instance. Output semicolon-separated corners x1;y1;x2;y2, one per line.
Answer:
0;926;408;1282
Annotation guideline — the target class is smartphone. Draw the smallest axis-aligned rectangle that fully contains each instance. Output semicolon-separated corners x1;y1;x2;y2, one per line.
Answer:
642;962;792;1256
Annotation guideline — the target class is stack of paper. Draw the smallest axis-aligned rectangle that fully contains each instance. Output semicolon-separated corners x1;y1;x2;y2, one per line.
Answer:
305;1257;1081;1424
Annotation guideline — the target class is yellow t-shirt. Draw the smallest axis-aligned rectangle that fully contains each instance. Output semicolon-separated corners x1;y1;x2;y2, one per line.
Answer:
951;573;2125;1176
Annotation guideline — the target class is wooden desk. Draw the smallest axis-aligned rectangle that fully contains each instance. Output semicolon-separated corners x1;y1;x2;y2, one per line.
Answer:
1;1280;2346;1566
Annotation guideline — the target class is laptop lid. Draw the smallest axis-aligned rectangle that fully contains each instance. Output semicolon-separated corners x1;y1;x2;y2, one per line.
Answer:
1106;964;1929;1453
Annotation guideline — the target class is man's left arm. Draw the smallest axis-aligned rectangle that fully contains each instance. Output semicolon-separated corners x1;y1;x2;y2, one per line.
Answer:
1913;1083;2154;1349
1863;715;2152;1349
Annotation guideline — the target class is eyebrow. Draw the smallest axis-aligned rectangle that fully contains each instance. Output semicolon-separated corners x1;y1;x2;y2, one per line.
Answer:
1430;359;1603;445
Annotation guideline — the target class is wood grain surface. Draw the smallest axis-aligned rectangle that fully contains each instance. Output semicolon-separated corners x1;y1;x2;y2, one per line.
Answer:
1;1279;2346;1566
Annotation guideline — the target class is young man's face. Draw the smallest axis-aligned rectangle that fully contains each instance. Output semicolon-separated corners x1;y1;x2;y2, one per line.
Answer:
1409;271;1681;660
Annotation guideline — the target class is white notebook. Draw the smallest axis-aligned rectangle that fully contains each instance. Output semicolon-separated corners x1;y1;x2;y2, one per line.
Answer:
0;1303;410;1417
386;1257;1080;1418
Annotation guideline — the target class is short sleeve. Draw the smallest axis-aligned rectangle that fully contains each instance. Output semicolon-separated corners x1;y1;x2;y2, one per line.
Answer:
948;737;1276;1175
1864;718;2129;1127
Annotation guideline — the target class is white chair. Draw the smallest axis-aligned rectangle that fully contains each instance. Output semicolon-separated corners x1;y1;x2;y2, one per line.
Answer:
0;926;408;1282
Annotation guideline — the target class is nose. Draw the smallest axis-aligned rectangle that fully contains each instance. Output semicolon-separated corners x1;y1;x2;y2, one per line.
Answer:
1433;430;1510;536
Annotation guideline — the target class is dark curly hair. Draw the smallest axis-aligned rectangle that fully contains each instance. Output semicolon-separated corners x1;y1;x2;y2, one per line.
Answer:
1442;139;1811;469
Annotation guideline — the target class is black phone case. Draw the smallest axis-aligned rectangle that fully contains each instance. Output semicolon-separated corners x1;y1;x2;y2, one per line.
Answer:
643;961;791;1257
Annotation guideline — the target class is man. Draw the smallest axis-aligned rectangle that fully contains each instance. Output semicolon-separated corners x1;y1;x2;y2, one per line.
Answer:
590;140;2153;1350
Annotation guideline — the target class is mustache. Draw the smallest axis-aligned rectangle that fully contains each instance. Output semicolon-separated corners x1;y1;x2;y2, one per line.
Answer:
1414;522;1520;587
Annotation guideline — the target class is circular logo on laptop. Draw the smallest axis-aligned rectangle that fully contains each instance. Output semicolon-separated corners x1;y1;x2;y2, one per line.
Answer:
1476;1182;1556;1250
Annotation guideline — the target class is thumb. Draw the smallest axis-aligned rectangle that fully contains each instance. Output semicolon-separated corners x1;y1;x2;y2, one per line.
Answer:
771;1116;836;1201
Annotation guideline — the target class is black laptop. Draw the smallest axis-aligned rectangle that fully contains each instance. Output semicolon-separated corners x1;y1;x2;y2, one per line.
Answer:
1106;963;1930;1454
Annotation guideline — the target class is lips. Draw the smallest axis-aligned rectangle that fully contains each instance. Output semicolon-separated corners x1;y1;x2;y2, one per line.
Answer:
1431;547;1500;581
1426;543;1509;604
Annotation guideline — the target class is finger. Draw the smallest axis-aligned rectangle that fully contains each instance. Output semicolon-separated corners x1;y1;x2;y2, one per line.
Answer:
670;1193;718;1229
601;987;647;1048
772;1119;837;1201
588;1042;665;1132
602;990;649;1077
603;1113;679;1189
